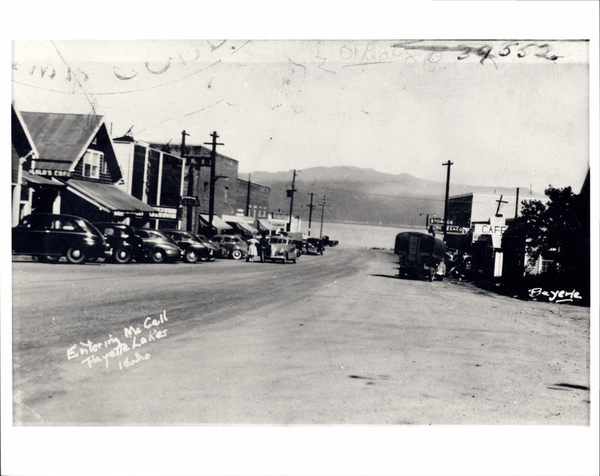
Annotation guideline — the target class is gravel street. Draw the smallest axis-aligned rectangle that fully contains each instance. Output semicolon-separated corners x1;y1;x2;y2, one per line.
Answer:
12;248;590;426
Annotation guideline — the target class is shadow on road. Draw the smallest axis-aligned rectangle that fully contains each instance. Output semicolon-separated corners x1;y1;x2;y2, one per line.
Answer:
369;274;400;280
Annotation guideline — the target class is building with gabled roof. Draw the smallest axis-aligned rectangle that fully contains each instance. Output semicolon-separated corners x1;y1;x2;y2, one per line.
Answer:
12;104;70;225
13;109;155;225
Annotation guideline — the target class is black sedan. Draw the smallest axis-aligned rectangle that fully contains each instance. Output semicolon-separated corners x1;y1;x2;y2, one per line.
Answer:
161;230;214;263
12;213;109;264
133;228;183;263
93;222;144;264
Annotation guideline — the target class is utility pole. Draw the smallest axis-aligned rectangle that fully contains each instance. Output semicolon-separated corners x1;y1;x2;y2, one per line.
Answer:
287;169;298;232
181;130;192;231
318;195;328;239
442;161;453;242
514;187;520;219
246;174;251;216
204;131;224;237
307;192;316;237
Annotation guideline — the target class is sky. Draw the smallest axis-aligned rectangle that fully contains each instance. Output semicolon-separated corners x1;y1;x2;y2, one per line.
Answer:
11;38;591;195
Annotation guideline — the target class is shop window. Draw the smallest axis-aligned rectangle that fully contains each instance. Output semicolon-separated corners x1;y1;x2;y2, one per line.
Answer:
224;187;229;203
83;150;103;179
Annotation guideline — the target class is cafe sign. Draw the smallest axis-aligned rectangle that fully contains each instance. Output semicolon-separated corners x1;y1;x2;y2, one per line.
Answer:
30;169;71;177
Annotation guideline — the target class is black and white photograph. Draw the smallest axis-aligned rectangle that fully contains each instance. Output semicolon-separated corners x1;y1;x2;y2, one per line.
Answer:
3;3;599;476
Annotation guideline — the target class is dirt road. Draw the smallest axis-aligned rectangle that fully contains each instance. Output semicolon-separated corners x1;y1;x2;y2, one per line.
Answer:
12;248;590;426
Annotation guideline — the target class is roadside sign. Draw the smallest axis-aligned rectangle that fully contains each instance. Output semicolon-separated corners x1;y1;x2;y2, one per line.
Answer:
429;217;453;225
446;225;469;234
180;196;199;206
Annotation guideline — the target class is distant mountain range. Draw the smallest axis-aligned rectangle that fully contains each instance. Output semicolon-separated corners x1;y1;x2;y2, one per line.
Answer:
241;166;538;227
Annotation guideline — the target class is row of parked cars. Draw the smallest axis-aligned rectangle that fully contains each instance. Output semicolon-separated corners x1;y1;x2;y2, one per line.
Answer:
11;213;334;265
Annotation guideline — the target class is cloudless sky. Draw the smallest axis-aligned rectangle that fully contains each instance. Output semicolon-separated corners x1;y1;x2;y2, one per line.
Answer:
12;39;589;195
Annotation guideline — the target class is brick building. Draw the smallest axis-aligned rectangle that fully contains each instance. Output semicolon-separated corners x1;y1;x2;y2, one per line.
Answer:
150;142;271;236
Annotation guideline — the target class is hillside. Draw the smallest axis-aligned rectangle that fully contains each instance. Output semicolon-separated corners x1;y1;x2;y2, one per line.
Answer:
244;167;535;227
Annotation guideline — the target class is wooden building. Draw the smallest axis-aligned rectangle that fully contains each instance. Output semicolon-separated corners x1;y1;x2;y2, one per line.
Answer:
12;109;154;225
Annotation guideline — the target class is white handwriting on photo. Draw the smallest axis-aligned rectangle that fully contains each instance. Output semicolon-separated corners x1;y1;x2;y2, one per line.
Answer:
528;288;582;304
66;311;169;370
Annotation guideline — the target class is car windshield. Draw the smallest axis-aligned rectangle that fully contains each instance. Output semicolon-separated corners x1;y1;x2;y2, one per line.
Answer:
194;234;210;243
179;232;201;242
148;230;177;244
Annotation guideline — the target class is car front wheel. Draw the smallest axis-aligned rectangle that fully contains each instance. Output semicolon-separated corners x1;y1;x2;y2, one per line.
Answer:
231;249;243;260
151;249;166;263
184;249;198;263
66;247;87;264
114;247;133;264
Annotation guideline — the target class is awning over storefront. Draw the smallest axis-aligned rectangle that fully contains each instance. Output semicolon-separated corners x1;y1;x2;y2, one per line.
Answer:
226;220;258;234
238;222;258;234
257;218;277;232
64;179;156;213
22;171;65;187
199;214;233;231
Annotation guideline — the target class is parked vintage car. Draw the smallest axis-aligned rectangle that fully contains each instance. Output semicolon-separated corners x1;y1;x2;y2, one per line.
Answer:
161;230;214;263
192;233;220;260
133;228;183;263
12;213;109;264
303;237;325;255
93;222;144;264
210;234;248;260
264;235;300;264
322;235;339;247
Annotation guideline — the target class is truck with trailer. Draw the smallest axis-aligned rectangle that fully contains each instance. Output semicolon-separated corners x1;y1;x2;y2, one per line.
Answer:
394;232;446;281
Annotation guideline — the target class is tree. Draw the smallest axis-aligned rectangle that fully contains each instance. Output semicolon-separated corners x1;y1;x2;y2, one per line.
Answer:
519;186;589;280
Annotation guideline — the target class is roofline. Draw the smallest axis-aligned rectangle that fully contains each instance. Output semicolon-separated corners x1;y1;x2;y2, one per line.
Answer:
68;115;106;173
113;138;186;161
237;177;271;189
12;103;39;158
